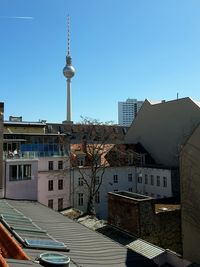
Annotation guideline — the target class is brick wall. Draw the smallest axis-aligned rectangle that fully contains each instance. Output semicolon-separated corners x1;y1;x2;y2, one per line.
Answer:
108;192;182;254
108;192;140;236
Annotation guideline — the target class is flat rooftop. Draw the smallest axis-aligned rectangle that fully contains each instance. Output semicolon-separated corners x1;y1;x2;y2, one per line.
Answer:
110;191;152;201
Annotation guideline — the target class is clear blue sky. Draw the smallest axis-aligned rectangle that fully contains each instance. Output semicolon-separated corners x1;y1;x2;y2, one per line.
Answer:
1;0;200;123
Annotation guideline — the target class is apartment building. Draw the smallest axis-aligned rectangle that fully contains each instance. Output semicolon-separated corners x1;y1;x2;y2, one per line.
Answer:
3;116;70;211
125;97;200;167
118;98;143;126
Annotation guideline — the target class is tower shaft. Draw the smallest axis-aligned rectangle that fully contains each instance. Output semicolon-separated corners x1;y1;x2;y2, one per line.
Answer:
67;78;72;122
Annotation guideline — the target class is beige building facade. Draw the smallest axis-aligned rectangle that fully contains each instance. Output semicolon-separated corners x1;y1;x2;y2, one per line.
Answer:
180;123;200;264
125;98;200;167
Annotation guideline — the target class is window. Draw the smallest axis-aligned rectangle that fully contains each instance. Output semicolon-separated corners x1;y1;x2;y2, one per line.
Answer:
138;176;142;183
48;199;53;209
156;176;160;186
58;179;63;190
157;194;161;198
128;173;132;182
9;165;17;181
78;158;84;166
95;176;100;185
128;187;133;192
48;161;53;170
58;198;63;211
114;189;118;192
9;164;31;181
113;175;118;183
78;177;84;186
78;193;83;206
58;160;63;170
95;191;100;204
150;175;154;185
23;165;31;179
48;180;53;191
18;165;22;179
145;174;148;184
163;177;167;187
151;193;155;198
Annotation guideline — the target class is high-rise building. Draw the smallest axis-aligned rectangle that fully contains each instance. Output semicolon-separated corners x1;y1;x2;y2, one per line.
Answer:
118;99;143;126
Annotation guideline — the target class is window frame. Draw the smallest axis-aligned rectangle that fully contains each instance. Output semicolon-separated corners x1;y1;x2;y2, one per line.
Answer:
58;198;63;211
128;173;132;182
48;161;54;171
48;180;53;191
58;179;63;190
58;160;63;170
78;193;84;206
163;176;167;187
150;175;154;186
48;199;53;209
113;174;118;184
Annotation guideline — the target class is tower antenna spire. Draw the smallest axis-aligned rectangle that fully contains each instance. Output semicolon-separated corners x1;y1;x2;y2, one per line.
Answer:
63;15;75;124
67;15;70;56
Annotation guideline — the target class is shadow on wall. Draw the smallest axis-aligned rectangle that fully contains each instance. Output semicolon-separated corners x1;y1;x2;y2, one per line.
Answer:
125;248;157;267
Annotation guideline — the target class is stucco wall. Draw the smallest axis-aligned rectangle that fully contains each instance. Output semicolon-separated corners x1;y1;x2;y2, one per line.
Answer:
38;170;70;211
38;156;71;211
125;98;200;167
136;167;173;198
72;166;137;219
5;159;38;200
180;124;200;263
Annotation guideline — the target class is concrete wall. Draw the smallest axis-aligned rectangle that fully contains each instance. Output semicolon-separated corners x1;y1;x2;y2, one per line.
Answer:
180;123;200;264
125;98;200;167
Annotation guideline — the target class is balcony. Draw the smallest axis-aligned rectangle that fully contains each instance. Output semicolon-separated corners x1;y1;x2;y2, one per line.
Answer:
4;151;38;161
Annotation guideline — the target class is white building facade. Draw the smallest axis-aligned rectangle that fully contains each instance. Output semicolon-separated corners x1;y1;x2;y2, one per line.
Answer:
71;166;137;219
136;167;173;198
71;165;174;219
118;98;143;126
4;154;71;211
37;156;71;211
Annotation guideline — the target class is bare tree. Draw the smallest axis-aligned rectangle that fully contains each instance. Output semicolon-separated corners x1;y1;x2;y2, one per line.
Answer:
71;117;117;216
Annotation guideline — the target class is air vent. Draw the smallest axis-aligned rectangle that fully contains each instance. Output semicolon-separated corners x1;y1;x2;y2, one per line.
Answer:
39;253;70;267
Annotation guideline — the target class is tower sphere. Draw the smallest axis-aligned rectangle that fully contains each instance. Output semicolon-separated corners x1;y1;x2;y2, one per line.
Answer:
63;55;75;78
63;64;75;78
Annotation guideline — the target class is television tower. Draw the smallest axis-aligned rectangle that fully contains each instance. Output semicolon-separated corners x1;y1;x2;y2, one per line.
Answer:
63;16;75;123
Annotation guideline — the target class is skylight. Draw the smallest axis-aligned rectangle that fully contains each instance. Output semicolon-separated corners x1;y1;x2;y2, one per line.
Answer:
0;201;69;252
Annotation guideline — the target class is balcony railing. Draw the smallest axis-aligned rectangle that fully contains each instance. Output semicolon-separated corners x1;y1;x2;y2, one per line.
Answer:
3;151;68;160
4;152;38;160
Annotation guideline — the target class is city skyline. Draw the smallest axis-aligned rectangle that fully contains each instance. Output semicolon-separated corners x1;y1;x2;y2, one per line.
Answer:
1;0;200;123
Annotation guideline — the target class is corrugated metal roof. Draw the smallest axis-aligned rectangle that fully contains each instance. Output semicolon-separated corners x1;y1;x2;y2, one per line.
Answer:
3;200;157;267
127;239;165;259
